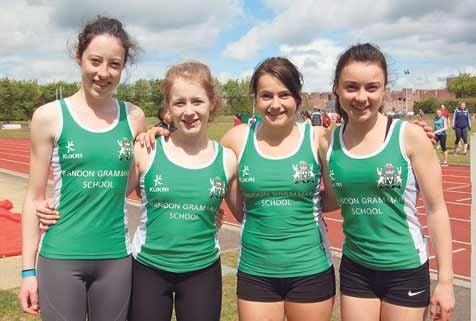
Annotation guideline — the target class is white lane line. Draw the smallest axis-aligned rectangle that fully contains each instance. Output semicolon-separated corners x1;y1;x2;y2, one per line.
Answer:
0;158;29;165
442;190;471;194
418;199;471;206
444;201;471;207
0;146;30;150
456;197;472;202
428;248;466;260
417;212;470;223
429;268;470;282
423;235;469;245
0;147;30;152
443;174;471;178
325;217;343;223
443;181;471;184
0;152;29;158
446;184;470;190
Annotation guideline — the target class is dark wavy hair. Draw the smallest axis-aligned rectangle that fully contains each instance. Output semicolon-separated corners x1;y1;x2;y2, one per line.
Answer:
250;57;303;107
75;16;139;66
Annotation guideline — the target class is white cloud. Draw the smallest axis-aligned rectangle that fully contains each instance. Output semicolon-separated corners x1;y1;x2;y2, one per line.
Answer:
1;56;79;83
222;0;476;91
223;0;476;62
51;0;242;31
0;0;244;81
0;2;67;56
280;39;344;92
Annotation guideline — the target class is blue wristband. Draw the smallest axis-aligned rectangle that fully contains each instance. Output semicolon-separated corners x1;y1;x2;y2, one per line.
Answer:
21;269;37;278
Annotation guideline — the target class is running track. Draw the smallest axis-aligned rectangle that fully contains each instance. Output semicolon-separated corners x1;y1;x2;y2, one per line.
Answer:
0;138;471;282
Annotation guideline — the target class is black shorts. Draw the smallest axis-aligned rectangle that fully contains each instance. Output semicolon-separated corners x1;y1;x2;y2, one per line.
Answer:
237;266;335;303
129;259;222;321
339;256;430;308
435;134;447;151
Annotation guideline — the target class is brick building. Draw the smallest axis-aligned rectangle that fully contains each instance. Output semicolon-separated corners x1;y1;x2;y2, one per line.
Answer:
302;78;456;114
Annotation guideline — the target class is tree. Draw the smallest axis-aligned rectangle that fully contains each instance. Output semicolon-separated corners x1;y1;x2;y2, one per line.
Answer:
413;97;439;114
221;78;252;115
149;79;164;117
447;73;476;98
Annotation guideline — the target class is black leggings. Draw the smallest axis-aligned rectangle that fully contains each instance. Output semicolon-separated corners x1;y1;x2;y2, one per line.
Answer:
454;127;468;145
436;134;447;152
129;259;222;321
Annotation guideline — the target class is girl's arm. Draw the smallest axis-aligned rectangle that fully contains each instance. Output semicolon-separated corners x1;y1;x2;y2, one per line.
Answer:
18;103;58;315
315;126;339;212
127;102;146;138
221;125;248;223
127;141;152;196
405;123;455;321
223;147;243;222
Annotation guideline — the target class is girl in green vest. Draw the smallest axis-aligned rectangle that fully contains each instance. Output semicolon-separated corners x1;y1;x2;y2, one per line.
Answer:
326;43;454;321
221;58;337;321
19;16;145;321
127;61;238;321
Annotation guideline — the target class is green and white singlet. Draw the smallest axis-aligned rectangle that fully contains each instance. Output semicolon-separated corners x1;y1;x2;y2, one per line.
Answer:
132;137;227;273
327;119;428;270
238;122;331;278
39;99;134;259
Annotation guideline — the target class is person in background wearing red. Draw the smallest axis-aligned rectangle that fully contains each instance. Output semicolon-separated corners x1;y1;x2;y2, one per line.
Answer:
335;114;342;126
322;111;331;128
233;113;242;126
440;104;449;119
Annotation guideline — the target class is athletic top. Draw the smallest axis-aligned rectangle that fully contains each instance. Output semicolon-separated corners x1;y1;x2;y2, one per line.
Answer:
327;119;428;270
39;99;134;259
452;109;471;129
433;116;447;136
238;122;331;277
133;137;227;273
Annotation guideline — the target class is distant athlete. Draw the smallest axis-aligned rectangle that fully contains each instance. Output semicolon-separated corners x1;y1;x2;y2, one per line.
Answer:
311;106;323;126
433;109;449;166
452;101;471;155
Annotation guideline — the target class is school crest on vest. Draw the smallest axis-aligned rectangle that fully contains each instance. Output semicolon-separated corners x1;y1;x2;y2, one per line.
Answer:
376;163;402;189
209;177;226;199
117;137;133;160
292;161;315;184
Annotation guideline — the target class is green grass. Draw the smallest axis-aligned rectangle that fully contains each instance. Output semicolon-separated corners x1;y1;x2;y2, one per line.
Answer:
0;289;40;321
0;129;30;139
408;114;474;165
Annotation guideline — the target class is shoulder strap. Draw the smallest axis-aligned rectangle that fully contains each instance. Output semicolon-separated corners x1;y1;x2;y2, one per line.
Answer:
117;100;127;122
384;116;393;140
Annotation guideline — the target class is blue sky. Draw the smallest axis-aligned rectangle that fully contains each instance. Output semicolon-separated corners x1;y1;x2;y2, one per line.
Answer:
0;0;475;92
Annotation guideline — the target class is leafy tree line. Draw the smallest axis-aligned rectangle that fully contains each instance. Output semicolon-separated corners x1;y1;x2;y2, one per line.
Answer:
447;73;476;98
414;97;476;114
0;77;253;121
